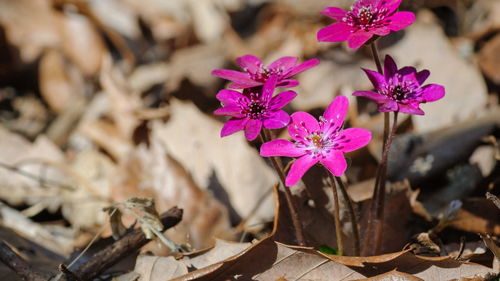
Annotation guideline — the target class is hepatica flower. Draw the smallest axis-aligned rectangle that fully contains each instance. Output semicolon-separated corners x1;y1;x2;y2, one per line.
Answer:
214;76;296;141
260;96;371;186
212;54;319;89
317;0;415;49
353;55;445;115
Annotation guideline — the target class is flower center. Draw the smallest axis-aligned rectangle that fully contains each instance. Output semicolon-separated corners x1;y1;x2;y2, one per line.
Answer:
343;5;389;30
357;7;373;25
246;65;285;82
245;100;267;119
383;78;420;102
310;133;324;148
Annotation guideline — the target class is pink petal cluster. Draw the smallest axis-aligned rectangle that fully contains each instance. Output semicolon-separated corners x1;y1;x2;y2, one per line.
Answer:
317;0;415;49
260;96;371;186
212;54;319;89
214;76;296;141
353;55;445;115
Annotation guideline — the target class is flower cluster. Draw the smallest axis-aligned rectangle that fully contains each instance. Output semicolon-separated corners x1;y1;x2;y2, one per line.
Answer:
212;0;445;186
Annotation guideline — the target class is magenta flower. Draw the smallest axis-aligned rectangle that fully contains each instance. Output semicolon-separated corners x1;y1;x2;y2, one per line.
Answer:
212;54;319;89
353;55;445;115
317;0;415;49
214;76;296;141
260;96;371;186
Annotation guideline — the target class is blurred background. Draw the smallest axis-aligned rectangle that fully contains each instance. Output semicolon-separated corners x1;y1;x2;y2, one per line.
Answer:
0;0;499;278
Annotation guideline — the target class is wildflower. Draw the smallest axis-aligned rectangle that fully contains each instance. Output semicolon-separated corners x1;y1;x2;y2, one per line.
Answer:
212;54;319;89
260;96;371;186
353;55;445;115
214;76;296;141
317;0;415;49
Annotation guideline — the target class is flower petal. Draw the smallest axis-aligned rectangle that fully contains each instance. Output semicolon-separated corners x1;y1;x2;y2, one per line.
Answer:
267;57;298;73
317;22;355;42
335;128;372;152
321;7;347;20
362;68;387;90
398;104;424;115
420;84;445;102
211;69;253;84
236;55;263;73
386;11;415;31
347;31;373;49
263;110;290;129
323;96;348;130
416;70;430;84
383;55;398;79
214;106;244;117
379;100;398;112
262;75;278;101
228;81;263;89
353;90;389;104
216;89;245;105
285;155;317;186
244;119;262;141
286;59;320;77
320;150;347;177
260;139;305;157
384;0;403;14
288;112;320;141
221;118;247;137
371;26;391;36
269;90;297;109
277;79;300;88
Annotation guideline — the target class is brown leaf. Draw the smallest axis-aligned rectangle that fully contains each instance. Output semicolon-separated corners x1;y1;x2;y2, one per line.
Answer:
134;255;188;281
354;270;424;281
172;237;494;281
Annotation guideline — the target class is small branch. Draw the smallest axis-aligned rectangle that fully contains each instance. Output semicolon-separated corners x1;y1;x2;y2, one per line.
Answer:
328;174;343;256
0;241;49;281
71;206;183;281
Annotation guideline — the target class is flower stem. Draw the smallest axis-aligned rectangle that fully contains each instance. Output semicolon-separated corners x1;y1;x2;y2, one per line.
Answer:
372;112;398;253
335;176;360;256
261;129;306;246
363;41;391;256
327;173;343;256
369;42;383;73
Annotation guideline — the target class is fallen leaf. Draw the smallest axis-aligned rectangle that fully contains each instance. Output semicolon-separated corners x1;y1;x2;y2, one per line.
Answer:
134;255;188;281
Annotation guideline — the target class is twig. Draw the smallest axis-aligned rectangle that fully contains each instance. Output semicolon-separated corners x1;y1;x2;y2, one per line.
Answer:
0;241;49;281
58;264;82;281
71;206;183;281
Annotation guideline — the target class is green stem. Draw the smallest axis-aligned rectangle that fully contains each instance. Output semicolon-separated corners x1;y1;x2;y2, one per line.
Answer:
261;129;306;246
328;173;343;256
335;177;360;256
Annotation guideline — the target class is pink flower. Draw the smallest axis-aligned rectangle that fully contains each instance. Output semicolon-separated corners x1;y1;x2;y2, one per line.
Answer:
212;54;319;89
317;0;415;49
353;55;445;115
214;76;296;141
260;96;371;186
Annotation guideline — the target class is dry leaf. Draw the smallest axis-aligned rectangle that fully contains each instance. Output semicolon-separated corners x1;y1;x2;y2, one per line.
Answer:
134;255;188;281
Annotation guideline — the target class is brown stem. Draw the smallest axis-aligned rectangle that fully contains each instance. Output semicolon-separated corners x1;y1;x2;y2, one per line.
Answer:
362;42;390;256
372;112;399;254
0;241;49;281
73;207;183;280
261;129;306;246
335;177;360;256
328;174;343;256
